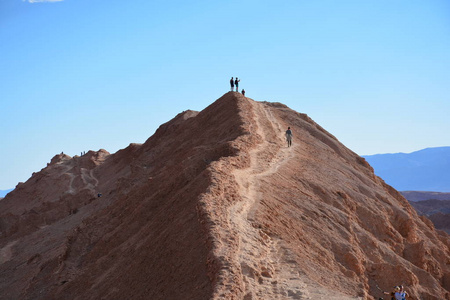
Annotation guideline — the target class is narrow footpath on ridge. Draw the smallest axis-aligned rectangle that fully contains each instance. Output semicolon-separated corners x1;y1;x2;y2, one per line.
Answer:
59;161;99;196
231;99;299;299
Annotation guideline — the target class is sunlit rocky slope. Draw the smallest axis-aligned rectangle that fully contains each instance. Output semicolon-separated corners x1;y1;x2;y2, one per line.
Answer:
1;93;449;300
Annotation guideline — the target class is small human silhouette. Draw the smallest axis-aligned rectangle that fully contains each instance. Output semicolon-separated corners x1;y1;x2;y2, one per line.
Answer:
230;77;234;91
242;89;245;96
235;77;240;92
285;127;293;147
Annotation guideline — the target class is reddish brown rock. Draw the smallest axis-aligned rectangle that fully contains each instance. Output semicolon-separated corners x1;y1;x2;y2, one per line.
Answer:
0;92;449;299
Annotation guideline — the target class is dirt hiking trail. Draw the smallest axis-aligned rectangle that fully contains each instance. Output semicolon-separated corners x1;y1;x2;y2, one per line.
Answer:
230;99;361;299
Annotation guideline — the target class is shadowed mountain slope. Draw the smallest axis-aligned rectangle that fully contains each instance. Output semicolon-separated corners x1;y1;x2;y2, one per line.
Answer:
1;92;449;300
401;192;450;234
408;199;450;234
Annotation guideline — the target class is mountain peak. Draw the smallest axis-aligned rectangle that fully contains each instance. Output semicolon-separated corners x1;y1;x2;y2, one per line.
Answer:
1;93;448;299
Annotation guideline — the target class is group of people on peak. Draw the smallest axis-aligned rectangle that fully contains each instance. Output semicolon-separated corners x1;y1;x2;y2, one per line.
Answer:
380;285;408;300
229;77;245;96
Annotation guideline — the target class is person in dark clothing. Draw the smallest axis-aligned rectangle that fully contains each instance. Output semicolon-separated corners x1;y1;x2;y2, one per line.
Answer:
234;77;240;92
230;77;234;91
285;127;293;147
242;89;245;96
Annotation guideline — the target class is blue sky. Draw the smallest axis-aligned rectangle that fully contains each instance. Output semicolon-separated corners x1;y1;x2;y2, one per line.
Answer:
1;0;449;189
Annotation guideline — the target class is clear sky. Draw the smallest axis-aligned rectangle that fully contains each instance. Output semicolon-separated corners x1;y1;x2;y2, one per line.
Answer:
1;0;449;190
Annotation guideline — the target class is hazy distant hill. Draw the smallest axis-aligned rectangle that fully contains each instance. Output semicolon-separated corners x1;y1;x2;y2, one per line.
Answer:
363;147;450;192
401;191;450;202
0;189;13;198
408;199;450;215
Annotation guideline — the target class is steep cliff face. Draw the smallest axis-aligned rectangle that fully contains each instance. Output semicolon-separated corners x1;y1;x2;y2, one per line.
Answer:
1;92;449;300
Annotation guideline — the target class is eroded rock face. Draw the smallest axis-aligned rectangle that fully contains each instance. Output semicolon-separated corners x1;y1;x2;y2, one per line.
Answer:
1;92;449;300
407;198;450;234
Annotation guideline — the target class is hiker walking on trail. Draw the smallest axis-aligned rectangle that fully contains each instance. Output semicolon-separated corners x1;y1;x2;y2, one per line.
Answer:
285;127;293;147
382;286;396;300
234;77;240;92
394;286;407;300
375;283;402;300
230;77;234;91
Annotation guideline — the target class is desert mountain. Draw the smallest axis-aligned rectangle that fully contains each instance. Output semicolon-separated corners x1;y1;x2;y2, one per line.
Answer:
1;93;449;300
363;147;450;192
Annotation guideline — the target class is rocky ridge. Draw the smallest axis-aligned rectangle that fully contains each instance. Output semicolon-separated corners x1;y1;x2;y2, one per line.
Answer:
0;92;449;299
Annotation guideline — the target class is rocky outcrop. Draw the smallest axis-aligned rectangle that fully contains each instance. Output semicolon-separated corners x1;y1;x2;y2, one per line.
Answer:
0;92;448;299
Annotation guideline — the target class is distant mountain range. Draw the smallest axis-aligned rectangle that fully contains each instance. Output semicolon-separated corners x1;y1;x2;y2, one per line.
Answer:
401;191;450;202
0;189;13;198
363;146;450;192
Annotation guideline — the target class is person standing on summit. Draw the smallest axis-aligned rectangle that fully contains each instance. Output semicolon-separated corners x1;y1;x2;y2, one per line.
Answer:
235;77;240;92
285;127;293;147
230;77;234;91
